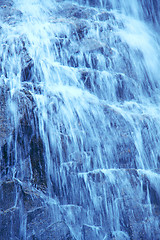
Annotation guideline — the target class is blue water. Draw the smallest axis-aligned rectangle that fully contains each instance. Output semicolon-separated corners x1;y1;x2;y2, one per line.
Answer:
0;0;160;239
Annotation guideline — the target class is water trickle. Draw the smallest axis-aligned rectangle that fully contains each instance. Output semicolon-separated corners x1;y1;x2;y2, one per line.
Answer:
0;0;160;239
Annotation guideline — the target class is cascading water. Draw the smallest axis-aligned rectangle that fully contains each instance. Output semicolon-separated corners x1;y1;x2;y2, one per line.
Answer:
0;0;160;239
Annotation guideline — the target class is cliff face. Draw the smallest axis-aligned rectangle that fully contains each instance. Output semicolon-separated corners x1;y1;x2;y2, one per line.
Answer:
0;1;160;240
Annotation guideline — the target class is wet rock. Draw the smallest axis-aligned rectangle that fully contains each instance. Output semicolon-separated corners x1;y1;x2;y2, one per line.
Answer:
21;49;34;82
49;4;114;72
112;41;137;79
140;118;160;168
38;221;75;240
87;170;106;183
142;174;160;207
82;224;105;240
0;179;67;240
0;87;37;180
97;12;115;21
80;70;92;90
0;181;18;211
103;105;138;168
21;60;34;82
115;73;137;101
0;181;28;239
116;141;137;168
76;168;160;239
11;88;35;119
0;81;13;147
75;21;89;40
140;0;160;25
68;55;79;68
57;3;97;20
27;207;62;238
30;135;47;188
0;202;74;240
82;0;101;8
0;208;20;240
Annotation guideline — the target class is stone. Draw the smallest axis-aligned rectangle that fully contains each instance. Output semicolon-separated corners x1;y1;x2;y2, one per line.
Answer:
21;48;34;82
140;117;160;168
0;181;18;211
97;12;115;21
75;21;89;40
0;208;20;240
115;73;136;101
142;174;160;207
0;84;38;181
82;224;105;240
30;135;47;187
103;105;138;168
38;221;75;240
0;179;71;240
0;81;12;147
56;3;97;20
11;88;35;119
140;0;160;25
80;70;92;90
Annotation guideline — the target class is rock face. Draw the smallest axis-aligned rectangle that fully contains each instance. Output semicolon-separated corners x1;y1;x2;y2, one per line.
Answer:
0;81;11;147
0;1;160;240
0;180;75;240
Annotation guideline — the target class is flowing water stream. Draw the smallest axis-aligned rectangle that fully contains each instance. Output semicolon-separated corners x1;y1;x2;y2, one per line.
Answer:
0;0;160;239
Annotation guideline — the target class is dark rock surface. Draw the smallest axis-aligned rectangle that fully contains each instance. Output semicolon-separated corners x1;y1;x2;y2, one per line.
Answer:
0;180;75;239
0;81;12;147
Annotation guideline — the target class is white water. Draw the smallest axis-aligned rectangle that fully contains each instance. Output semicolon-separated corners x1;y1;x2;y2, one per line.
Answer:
0;0;160;239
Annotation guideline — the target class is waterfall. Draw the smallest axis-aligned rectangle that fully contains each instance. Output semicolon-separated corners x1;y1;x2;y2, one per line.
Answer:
0;0;160;239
